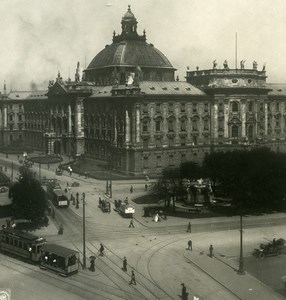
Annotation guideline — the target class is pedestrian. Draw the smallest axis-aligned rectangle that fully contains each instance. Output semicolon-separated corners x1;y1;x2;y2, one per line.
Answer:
58;224;64;235
89;257;95;272
187;240;192;251
129;219;134;228
130;185;133;194
48;163;50;170
123;257;127;272
99;243;105;256
76;198;79;209
129;270;136;285
181;283;188;300
145;183;148;191
209;244;214;258
186;222;192;233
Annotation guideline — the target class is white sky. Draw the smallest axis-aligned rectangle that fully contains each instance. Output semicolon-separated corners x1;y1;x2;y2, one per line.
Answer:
1;0;286;91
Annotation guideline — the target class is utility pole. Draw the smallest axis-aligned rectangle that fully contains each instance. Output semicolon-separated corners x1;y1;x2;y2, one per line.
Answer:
82;192;86;269
237;214;245;275
11;162;13;182
39;163;41;182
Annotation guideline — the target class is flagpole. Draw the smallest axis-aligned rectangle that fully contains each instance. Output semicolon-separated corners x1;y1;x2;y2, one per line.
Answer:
235;32;237;71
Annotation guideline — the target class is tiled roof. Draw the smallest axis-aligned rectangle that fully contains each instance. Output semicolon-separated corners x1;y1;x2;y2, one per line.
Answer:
87;40;174;70
139;81;206;96
267;83;286;96
7;90;48;100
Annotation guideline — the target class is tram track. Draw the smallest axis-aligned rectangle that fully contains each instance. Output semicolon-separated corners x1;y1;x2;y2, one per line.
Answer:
0;253;109;300
70;241;146;300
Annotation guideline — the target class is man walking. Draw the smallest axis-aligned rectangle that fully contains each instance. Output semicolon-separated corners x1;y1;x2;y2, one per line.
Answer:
123;257;127;272
129;270;136;285
130;185;133;193
187;240;192;251
181;283;188;300
129;219;134;228
186;222;192;233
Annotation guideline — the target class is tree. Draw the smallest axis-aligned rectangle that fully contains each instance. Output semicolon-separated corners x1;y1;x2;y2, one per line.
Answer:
204;148;286;213
9;166;48;224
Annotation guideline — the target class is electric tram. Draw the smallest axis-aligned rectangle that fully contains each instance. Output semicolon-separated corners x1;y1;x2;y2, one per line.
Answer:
39;243;79;276
0;228;46;262
0;228;79;276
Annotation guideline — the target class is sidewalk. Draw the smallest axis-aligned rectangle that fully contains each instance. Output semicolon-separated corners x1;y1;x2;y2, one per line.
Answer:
184;250;285;300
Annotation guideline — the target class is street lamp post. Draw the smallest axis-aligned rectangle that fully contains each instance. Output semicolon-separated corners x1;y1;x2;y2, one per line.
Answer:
39;163;41;182
82;192;86;269
237;214;245;275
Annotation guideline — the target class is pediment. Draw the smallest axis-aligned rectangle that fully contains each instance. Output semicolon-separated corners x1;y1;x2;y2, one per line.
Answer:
47;82;68;96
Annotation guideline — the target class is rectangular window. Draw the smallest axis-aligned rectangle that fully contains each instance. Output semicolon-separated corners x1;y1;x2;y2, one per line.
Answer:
218;119;224;131
276;102;280;111
181;120;186;131
168;120;174;132
204;103;209;112
192;104;197;113
169;155;174;166
9;115;13;121
169;103;174;112
156;103;161;113
143;121;148;132
181;153;186;163
181;137;186;146
155;120;161;132
143;157;148;169
181;102;186;112
156;156;161;167
169;138;174;147
19;115;22;121
260;103;264;112
218;103;223;112
143;104;148;113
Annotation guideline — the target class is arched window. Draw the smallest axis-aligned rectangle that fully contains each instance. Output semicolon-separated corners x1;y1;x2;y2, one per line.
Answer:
232;102;239;112
231;125;239;138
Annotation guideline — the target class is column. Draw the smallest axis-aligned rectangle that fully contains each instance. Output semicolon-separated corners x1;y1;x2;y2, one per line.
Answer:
241;101;246;138
162;105;168;147
186;105;192;146
213;103;218;139
149;106;155;148
125;109;130;147
113;110;117;146
68;104;72;134
136;105;141;144
3;105;7;128
224;102;229;138
264;103;268;136
174;105;180;146
75;98;84;138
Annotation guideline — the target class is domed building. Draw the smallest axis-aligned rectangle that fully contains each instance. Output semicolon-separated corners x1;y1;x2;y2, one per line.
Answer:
1;5;286;177
84;5;176;85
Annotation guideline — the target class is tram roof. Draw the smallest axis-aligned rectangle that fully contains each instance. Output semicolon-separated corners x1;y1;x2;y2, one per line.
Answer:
1;228;45;242
42;243;78;257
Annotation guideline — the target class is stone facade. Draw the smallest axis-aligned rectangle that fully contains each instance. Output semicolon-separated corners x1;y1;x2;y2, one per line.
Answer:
0;6;286;177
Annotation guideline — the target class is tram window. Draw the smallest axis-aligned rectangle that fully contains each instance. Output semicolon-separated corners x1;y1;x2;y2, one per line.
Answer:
14;240;18;247
32;246;36;253
19;241;22;248
23;243;27;250
5;236;9;243
37;245;42;253
68;255;77;266
9;238;13;245
58;257;65;269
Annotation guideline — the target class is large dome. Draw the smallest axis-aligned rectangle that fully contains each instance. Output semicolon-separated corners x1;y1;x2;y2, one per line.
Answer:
84;6;176;84
87;40;174;70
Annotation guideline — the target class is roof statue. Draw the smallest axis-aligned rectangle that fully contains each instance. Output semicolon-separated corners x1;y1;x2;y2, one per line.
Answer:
213;59;217;69
223;60;229;70
253;60;258;70
240;60;245;70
